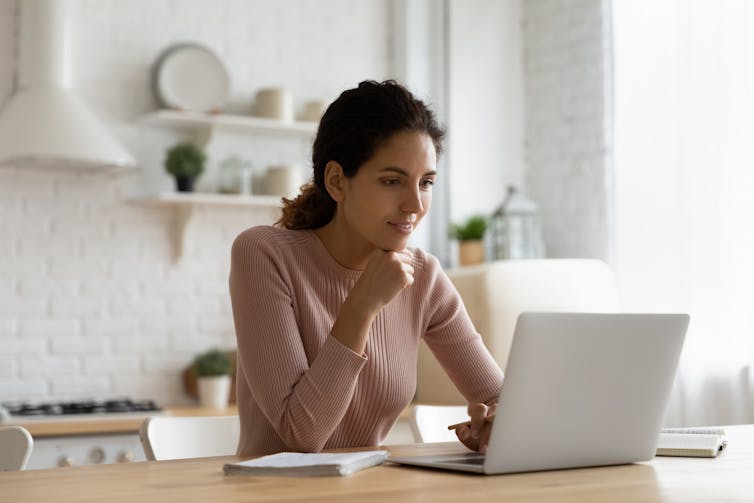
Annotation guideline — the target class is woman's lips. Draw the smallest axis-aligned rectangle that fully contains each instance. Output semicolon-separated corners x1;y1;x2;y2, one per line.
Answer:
388;221;414;234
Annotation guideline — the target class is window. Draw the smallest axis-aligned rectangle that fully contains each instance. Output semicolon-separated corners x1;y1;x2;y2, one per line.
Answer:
613;0;754;425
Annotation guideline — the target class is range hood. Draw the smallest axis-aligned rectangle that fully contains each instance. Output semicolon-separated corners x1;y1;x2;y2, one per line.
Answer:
0;0;137;172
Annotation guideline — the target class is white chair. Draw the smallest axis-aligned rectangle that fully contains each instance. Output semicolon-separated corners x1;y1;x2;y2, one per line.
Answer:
416;259;620;404
409;405;469;443
139;415;240;461
0;425;33;471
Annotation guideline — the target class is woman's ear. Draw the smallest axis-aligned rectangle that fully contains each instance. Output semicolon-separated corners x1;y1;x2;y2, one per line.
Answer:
323;161;346;202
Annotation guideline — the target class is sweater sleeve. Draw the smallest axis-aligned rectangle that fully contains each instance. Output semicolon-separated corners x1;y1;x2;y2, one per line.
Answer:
229;228;367;452
421;254;504;405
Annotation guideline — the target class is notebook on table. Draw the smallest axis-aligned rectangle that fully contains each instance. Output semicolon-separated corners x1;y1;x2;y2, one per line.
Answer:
657;427;727;457
389;312;689;475
224;450;388;477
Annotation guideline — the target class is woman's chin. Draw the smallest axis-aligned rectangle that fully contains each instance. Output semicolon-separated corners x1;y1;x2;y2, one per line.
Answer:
375;238;410;252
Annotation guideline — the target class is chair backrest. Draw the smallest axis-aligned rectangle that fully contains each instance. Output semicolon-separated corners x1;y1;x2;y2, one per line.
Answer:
139;415;240;461
0;425;33;471
416;259;620;404
410;405;469;443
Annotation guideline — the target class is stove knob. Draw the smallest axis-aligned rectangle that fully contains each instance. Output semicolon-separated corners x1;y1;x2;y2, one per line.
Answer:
117;451;134;463
89;447;106;464
58;455;76;467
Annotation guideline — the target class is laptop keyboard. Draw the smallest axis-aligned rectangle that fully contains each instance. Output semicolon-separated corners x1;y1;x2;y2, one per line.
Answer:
456;456;485;465
439;454;486;465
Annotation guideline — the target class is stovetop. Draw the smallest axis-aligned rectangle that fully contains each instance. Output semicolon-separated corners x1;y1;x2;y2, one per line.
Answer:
0;398;163;423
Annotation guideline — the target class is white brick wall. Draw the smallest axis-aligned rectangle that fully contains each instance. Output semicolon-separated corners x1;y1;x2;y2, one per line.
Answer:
522;0;613;260
0;0;15;108
0;0;392;405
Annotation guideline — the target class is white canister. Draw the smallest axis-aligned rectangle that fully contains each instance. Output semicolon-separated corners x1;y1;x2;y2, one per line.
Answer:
264;165;303;198
254;88;294;122
300;100;327;122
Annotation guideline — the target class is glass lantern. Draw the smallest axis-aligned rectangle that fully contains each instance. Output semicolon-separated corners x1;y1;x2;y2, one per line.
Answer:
218;156;253;195
489;185;545;260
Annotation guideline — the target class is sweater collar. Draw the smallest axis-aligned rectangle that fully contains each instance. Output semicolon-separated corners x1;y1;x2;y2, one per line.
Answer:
305;230;364;279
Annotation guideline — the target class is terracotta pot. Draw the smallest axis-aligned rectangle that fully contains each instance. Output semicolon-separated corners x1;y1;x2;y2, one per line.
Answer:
458;240;485;266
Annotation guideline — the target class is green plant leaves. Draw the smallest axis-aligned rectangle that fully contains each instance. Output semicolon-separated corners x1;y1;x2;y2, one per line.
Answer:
449;215;488;241
164;142;206;177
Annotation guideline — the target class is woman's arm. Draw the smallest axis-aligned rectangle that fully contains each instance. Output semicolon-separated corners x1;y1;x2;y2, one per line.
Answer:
421;268;504;405
230;230;414;451
230;231;365;452
330;248;415;354
420;255;504;452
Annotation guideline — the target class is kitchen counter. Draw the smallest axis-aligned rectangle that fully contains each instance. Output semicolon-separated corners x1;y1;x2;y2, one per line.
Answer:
9;405;239;438
12;404;412;469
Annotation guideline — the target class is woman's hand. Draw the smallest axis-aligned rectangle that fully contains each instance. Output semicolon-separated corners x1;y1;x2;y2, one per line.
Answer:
452;402;497;453
349;249;415;315
330;249;414;354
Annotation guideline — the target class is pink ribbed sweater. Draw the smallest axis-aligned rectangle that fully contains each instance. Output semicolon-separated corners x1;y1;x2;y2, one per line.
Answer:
229;226;503;456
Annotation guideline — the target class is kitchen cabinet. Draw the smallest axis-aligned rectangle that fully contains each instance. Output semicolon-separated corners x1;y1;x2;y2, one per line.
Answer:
136;109;317;262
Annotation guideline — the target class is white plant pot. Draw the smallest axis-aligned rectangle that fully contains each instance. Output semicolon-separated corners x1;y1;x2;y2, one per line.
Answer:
197;375;231;409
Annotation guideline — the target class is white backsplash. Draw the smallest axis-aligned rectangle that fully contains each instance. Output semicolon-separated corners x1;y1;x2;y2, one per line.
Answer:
0;168;283;404
0;0;392;405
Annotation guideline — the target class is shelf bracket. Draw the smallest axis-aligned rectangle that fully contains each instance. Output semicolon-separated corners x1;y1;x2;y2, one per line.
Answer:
172;206;194;263
192;123;216;149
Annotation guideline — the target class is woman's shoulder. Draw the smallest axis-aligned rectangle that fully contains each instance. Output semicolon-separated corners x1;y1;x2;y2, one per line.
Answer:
232;225;312;256
233;224;283;243
407;246;443;277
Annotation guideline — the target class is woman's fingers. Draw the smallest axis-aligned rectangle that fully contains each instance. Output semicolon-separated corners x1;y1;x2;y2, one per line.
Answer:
365;250;415;295
454;425;478;451
401;261;415;284
468;403;489;439
391;251;415;282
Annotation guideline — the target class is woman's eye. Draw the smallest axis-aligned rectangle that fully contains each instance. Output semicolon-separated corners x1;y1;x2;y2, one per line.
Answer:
382;179;400;185
420;179;435;189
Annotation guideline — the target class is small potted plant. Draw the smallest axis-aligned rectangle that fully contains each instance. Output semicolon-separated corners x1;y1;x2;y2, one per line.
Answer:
450;215;488;266
194;348;233;409
164;142;206;192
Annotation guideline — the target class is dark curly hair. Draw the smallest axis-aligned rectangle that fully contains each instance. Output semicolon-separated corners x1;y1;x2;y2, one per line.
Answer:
277;80;446;229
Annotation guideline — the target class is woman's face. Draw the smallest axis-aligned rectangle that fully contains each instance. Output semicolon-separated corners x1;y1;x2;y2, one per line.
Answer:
338;130;437;252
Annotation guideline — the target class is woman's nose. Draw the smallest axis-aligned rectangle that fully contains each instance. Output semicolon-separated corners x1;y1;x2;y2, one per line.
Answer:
402;186;424;214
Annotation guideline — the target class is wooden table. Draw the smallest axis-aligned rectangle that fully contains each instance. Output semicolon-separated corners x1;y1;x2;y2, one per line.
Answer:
3;425;753;502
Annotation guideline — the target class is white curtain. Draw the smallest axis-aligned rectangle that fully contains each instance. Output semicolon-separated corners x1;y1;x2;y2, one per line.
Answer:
613;0;754;426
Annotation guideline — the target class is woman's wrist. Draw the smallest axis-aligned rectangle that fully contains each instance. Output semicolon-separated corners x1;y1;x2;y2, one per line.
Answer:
343;284;383;321
330;295;379;355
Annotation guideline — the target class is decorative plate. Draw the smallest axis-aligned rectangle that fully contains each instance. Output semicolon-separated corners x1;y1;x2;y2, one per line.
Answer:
152;43;229;112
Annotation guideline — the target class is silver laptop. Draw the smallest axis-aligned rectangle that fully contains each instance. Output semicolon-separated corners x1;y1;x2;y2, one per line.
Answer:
391;312;689;474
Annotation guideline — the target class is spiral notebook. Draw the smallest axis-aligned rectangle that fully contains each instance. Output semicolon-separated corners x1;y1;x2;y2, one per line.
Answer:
223;450;388;477
656;428;728;457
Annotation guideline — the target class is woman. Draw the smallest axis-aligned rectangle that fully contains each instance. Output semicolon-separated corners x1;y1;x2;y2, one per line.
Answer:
229;80;503;457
